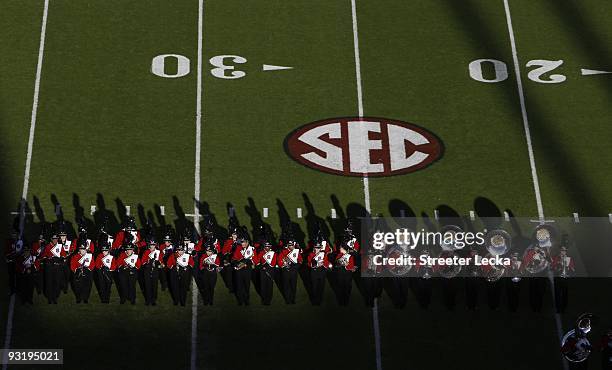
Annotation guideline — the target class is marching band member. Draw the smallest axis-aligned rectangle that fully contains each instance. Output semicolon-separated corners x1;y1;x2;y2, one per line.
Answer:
561;313;594;370
166;244;195;306
599;327;612;370
31;232;46;294
523;244;549;312
552;245;575;314
158;232;174;291
57;227;74;294
254;241;277;305
70;242;94;303
41;233;67;304
306;241;329;305
94;242;115;303
5;229;21;296
116;243;141;304
221;227;240;293
112;218;142;253
360;252;384;308
198;241;221;305
141;238;164;306
74;225;95;254
15;244;40;304
277;240;302;305
333;242;356;306
231;238;255;306
505;252;523;312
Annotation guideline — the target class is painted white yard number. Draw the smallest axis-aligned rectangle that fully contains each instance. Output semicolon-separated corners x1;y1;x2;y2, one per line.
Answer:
151;54;191;78
469;58;566;84
151;54;248;79
209;55;247;79
469;59;509;83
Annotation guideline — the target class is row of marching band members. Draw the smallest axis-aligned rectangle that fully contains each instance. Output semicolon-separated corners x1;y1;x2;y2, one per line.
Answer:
6;218;362;307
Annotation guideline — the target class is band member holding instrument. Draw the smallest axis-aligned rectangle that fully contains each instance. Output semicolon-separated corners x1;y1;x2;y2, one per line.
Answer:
5;229;21;296
599;326;612;370
198;241;221;306
333;242;356;306
462;245;481;310
116;243;141;304
31;231;46;295
561;313;594;370
194;226;218;295
41;232;67;304
307;241;329;306
15;244;40;304
414;248;434;309
112;217;142;252
57;226;74;294
523;244;549;312
361;252;384;308
221;225;240;294
166;243;195;306
505;252;523;312
74;224;95;254
277;240;302;305
70;242;94;303
231;237;255;306
552;244;575;314
159;231;174;291
254;241;277;305
94;242;115;303
141;238;164;306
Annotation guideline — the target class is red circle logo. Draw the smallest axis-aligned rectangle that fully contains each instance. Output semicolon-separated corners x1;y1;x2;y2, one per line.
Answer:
284;117;443;177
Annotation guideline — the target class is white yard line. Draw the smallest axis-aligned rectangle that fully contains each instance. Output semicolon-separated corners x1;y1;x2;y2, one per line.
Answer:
502;2;567;370
502;0;544;221
191;0;205;369
350;1;381;370
3;1;50;369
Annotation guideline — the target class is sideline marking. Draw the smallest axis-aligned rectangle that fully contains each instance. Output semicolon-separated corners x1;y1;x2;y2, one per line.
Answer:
191;0;205;370
350;1;381;370
503;2;566;370
3;1;51;369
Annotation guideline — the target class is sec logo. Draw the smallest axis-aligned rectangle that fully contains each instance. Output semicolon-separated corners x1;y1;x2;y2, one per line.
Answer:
284;117;443;177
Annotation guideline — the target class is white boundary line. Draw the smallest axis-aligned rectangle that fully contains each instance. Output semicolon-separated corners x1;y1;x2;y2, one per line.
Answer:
502;2;567;370
350;1;381;370
3;1;50;369
191;0;204;369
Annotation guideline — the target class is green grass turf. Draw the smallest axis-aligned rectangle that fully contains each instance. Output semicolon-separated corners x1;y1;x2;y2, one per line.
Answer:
1;0;612;369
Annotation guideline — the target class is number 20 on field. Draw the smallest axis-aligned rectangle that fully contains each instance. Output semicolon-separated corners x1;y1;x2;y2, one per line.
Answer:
469;59;566;84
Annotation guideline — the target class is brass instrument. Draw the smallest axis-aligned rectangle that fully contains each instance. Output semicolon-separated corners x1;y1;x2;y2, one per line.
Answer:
523;245;549;274
438;251;461;279
485;230;511;256
509;253;522;282
386;246;411;276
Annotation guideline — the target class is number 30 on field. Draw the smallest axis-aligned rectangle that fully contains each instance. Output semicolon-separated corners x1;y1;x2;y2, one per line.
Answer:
469;59;566;84
151;54;247;79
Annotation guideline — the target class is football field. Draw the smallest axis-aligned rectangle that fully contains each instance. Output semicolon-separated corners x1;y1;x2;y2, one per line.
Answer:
1;0;611;369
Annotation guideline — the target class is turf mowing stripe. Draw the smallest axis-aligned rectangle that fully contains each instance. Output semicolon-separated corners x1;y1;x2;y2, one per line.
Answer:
502;2;567;370
2;1;50;369
350;1;381;370
191;0;205;369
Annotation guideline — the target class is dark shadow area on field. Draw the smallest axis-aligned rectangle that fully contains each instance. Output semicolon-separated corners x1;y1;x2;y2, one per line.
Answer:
443;0;604;216
73;193;96;234
546;0;612;97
